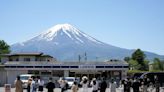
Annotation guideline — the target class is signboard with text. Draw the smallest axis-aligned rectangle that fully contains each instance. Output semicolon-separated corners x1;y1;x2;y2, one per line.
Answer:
79;65;95;69
4;84;11;92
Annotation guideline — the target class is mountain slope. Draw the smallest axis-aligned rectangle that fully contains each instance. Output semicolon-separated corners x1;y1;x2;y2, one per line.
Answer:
11;24;164;61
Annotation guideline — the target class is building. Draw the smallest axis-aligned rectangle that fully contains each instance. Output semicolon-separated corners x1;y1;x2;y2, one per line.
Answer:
0;65;5;86
0;52;129;85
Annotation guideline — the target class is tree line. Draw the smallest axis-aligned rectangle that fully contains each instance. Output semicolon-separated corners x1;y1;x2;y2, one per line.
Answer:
0;40;10;63
124;49;164;71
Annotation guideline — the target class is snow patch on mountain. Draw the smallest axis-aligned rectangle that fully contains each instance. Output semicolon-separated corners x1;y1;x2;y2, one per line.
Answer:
11;23;164;61
32;23;103;45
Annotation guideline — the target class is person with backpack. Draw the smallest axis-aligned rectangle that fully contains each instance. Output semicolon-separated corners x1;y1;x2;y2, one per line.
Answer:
46;77;55;92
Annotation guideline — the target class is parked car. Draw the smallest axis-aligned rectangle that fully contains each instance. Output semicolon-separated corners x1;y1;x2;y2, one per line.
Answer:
139;72;164;87
132;72;144;79
64;77;75;88
19;74;34;88
75;77;82;87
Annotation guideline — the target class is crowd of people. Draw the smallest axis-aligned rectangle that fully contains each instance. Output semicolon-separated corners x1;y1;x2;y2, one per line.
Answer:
14;75;161;92
78;75;160;92
14;76;47;92
120;75;160;92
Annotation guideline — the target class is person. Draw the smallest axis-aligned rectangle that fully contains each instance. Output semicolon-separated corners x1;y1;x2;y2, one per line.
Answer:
90;78;99;92
123;78;131;92
46;77;55;92
143;75;149;92
109;79;117;92
14;76;23;92
154;75;160;92
140;81;144;92
119;80;124;88
27;78;32;92
31;76;38;92
54;80;60;88
123;79;128;92
38;76;44;92
126;78;131;92
80;76;88;92
148;82;154;92
58;78;68;92
71;81;78;92
99;78;107;92
132;79;140;92
118;80;124;92
64;80;69;92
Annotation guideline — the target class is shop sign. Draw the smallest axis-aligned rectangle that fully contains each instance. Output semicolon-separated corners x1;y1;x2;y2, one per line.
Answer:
79;65;95;69
4;84;11;92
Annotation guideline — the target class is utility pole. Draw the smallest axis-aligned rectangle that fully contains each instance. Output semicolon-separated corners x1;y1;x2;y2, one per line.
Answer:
96;57;98;61
84;52;87;62
78;55;81;62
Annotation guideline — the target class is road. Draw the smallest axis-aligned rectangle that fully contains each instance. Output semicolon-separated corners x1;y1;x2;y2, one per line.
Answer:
1;87;164;92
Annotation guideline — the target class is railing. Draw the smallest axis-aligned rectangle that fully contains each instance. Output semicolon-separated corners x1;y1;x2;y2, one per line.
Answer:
5;61;60;65
4;60;128;65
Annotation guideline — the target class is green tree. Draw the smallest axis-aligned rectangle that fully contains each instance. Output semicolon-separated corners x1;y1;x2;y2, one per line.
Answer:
132;49;146;65
0;40;10;63
128;59;141;70
143;60;149;70
131;49;148;70
153;58;163;70
0;40;10;54
124;57;130;63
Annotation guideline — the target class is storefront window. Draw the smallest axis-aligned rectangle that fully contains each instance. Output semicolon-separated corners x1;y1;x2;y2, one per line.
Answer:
28;70;39;75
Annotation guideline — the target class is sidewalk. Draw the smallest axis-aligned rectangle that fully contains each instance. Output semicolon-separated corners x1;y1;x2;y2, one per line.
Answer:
0;87;126;92
1;87;164;92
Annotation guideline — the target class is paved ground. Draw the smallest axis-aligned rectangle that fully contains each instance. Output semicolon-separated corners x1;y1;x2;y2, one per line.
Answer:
1;87;110;92
1;87;164;92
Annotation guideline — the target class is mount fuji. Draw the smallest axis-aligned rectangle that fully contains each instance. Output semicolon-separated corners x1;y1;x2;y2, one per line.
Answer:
11;24;164;61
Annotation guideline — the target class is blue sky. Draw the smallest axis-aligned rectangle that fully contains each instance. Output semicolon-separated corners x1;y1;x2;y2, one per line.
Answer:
0;0;164;55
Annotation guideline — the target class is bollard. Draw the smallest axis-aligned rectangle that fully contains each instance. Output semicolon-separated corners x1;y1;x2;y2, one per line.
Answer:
4;84;11;92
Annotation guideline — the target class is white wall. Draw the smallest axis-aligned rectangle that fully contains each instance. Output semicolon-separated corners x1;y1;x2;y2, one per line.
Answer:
6;70;28;86
0;69;7;86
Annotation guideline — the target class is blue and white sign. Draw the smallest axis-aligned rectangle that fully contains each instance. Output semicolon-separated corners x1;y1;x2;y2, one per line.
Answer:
79;65;95;69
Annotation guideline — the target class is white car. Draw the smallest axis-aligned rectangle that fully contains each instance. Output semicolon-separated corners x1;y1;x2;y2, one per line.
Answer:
64;77;75;88
19;74;34;88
